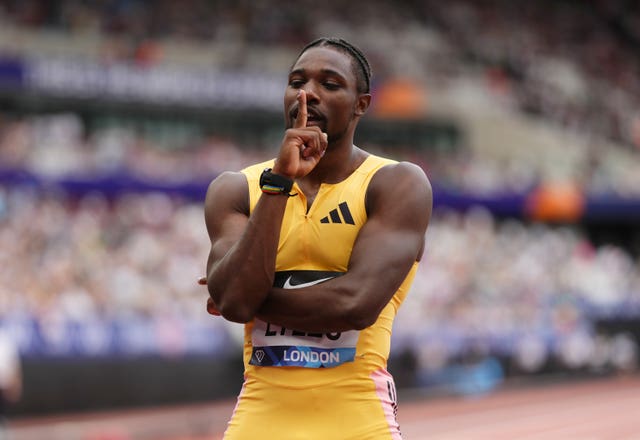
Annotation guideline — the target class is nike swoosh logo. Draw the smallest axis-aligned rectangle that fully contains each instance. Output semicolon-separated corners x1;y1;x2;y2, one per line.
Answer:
283;276;333;289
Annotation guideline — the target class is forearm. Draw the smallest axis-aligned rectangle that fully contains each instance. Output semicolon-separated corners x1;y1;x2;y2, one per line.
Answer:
256;286;356;333
256;268;389;332
256;233;423;332
208;193;289;322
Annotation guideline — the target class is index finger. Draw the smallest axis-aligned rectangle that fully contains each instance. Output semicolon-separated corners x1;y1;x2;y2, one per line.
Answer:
294;90;307;129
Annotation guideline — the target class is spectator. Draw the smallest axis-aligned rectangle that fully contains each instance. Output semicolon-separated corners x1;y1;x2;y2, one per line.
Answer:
0;329;21;439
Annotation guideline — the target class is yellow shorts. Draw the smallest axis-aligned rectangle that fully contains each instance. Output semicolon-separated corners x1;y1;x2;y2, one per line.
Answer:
223;368;402;440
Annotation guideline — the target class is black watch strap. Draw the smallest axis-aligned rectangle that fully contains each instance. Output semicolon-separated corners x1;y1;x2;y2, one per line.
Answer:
259;168;296;196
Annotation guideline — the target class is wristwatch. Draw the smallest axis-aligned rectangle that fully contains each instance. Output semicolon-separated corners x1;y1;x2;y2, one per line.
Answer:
259;168;296;196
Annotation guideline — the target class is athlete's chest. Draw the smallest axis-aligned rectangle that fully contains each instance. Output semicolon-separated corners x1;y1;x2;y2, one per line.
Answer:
276;182;367;271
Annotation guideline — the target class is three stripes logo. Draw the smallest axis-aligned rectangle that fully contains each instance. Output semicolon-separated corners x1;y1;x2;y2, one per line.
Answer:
320;202;355;225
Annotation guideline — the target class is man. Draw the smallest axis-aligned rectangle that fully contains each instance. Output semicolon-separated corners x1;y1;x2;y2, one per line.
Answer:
0;329;21;440
203;38;432;439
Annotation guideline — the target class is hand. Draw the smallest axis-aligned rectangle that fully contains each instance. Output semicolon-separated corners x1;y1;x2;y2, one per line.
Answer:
198;276;221;316
273;90;328;179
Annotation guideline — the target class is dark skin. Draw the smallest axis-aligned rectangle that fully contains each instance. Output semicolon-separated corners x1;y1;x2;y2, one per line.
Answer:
202;46;432;332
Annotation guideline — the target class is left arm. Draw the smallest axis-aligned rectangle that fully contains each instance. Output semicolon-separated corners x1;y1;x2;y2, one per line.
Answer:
255;162;432;332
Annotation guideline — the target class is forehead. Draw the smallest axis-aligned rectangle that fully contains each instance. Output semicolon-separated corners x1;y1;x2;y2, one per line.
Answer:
291;46;355;80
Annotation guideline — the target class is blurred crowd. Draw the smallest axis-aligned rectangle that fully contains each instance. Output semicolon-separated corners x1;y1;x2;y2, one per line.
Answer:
426;0;640;151
1;111;639;199
1;0;639;152
396;207;640;380
1;0;640;196
0;112;264;184
0;185;234;358
0;181;638;376
0;0;639;388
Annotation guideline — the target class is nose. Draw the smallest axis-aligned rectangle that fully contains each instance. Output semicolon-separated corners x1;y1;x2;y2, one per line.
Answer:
301;81;320;103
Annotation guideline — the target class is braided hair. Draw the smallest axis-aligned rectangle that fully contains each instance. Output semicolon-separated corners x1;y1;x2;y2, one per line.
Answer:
296;38;372;94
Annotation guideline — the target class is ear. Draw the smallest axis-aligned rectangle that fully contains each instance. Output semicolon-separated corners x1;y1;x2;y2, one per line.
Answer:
355;93;371;116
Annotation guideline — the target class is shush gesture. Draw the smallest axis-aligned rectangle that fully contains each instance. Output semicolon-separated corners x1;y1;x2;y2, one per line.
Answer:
272;90;328;179
200;38;432;439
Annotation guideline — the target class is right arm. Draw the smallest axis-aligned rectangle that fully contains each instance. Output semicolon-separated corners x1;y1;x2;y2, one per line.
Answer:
204;171;288;323
205;90;327;322
0;335;21;403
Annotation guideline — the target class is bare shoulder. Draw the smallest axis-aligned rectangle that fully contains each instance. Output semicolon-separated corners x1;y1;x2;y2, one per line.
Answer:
207;170;248;192
367;161;432;213
204;171;250;216
378;160;430;184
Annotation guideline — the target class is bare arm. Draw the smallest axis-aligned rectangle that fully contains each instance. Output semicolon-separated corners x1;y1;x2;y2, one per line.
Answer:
204;171;287;323
256;161;432;332
205;90;328;322
0;336;22;403
3;362;22;403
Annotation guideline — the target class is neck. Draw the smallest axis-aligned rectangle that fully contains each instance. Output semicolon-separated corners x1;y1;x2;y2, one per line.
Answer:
305;142;367;185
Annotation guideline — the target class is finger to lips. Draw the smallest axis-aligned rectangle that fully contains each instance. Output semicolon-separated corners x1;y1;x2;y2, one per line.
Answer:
294;90;307;129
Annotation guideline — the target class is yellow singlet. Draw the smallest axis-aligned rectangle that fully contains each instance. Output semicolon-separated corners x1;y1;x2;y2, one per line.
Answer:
223;154;418;440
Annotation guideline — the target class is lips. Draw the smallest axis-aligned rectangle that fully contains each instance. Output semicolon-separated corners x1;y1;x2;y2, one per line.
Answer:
290;107;325;125
305;116;324;127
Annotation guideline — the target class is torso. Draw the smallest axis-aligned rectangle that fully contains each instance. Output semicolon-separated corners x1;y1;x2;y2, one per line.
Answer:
223;154;416;439
295;146;369;211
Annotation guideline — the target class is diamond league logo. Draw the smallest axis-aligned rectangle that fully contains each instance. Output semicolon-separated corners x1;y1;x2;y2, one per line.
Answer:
255;349;265;363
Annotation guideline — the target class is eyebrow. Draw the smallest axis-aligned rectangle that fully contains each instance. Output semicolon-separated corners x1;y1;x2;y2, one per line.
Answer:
289;68;348;80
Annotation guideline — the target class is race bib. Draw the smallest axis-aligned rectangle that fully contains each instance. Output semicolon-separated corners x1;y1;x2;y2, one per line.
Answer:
249;271;359;368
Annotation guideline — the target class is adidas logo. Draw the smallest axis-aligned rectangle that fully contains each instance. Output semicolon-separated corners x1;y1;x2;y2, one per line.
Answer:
320;202;355;225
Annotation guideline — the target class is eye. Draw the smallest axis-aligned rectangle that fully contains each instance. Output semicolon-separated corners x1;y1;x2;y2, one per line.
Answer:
324;82;340;90
289;79;305;88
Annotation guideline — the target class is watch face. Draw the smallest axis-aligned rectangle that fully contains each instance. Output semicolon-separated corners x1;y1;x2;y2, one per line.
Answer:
260;168;292;194
260;168;272;186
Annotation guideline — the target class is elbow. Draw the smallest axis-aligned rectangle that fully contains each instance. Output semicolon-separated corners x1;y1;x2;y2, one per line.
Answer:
207;268;272;323
336;286;383;330
343;302;379;330
214;294;258;323
219;305;255;324
207;290;256;324
207;278;261;323
348;314;378;331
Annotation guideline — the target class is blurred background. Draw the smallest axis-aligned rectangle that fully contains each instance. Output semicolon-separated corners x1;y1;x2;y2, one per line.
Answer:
0;0;639;438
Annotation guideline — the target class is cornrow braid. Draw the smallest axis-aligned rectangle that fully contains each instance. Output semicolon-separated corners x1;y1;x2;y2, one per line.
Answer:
297;37;372;94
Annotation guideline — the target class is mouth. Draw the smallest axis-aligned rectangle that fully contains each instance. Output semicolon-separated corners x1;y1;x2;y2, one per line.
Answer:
290;107;326;126
305;117;324;127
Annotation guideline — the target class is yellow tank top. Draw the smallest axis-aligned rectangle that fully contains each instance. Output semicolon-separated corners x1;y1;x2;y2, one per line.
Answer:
240;154;418;388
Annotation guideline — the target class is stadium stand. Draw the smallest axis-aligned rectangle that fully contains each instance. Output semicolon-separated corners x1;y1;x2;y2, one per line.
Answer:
0;0;638;415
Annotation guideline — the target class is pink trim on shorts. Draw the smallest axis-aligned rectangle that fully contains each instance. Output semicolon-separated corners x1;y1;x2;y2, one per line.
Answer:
371;368;403;439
